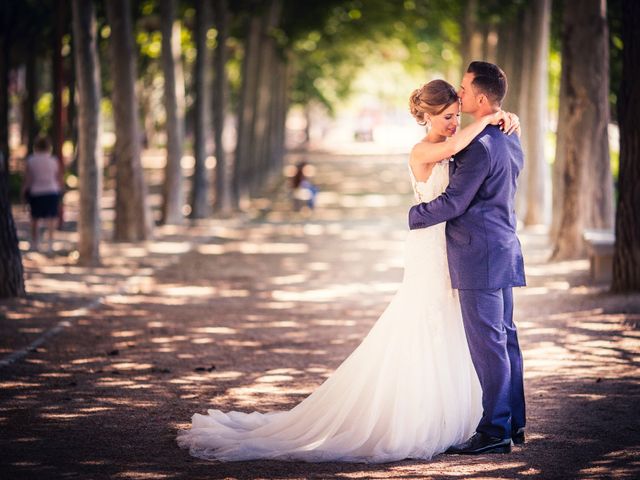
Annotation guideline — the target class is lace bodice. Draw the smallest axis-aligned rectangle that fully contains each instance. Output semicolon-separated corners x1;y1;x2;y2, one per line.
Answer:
409;159;451;203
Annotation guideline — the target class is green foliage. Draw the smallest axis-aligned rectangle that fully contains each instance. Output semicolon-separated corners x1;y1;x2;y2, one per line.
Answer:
8;173;24;203
138;31;163;59
224;37;244;111
547;49;562;124
3;0;617;158
181;10;197;66
279;0;464;112
35;93;53;135
610;142;619;182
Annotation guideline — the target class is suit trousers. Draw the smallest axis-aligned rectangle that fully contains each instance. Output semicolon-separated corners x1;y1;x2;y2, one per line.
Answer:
458;287;526;439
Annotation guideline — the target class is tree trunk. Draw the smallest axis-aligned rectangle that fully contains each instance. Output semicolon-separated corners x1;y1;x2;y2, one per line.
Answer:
0;152;25;298
303;103;311;146
522;0;550;226
23;43;37;154
274;58;289;172
53;0;66;164
0;4;24;297
190;0;212;219
53;0;67;228
268;54;287;174
249;0;282;195
67;36;77;159
232;12;261;208
551;26;570;240
71;0;102;265
160;0;186;224
212;0;232;214
459;0;483;128
139;80;157;149
497;7;525;119
106;0;153;241
0;8;9;164
460;0;483;71
482;23;498;64
612;0;640;292
551;0;614;259
515;6;533;219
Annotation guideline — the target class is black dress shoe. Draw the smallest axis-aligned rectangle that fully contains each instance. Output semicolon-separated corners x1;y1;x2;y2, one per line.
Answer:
512;427;525;445
446;432;512;455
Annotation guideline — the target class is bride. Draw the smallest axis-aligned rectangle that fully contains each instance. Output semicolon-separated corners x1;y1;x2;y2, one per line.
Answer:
177;79;520;463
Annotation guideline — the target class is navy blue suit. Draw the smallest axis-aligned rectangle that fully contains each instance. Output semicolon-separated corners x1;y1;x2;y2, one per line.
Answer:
409;125;526;439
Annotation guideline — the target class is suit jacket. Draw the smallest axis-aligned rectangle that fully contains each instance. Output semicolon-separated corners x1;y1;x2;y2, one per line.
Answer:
408;125;526;290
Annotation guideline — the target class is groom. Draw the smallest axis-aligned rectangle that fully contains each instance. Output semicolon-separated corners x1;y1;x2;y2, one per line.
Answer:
409;61;526;454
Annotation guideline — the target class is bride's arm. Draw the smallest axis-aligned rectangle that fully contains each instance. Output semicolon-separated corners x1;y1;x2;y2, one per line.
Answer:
410;111;516;166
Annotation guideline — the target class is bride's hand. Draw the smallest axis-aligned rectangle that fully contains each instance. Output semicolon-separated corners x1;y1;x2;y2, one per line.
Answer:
502;111;520;135
488;110;520;135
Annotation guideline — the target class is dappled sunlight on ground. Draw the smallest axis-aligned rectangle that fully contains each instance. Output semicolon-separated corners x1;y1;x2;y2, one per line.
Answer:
1;152;639;479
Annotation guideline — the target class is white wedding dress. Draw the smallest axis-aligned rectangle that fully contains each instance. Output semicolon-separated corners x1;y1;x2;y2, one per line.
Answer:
177;161;482;463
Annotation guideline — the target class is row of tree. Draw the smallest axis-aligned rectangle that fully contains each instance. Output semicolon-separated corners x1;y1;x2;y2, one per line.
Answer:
459;0;611;253
1;0;638;296
0;0;305;268
458;0;637;290
1;0;460;296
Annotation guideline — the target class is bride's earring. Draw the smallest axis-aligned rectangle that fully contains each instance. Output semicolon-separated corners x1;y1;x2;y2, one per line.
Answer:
425;116;432;129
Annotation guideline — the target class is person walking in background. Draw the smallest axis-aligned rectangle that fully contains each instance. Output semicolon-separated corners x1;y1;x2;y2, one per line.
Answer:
21;135;63;253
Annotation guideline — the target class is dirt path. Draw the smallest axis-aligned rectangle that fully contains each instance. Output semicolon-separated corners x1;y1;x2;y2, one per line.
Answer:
1;153;639;479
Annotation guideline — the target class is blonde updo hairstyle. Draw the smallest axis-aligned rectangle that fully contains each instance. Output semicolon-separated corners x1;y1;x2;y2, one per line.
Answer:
409;79;458;126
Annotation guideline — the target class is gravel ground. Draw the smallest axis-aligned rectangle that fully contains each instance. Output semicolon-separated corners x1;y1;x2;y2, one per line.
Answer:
1;152;639;479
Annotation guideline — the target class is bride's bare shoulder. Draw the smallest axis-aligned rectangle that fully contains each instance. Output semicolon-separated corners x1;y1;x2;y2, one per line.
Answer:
410;140;431;164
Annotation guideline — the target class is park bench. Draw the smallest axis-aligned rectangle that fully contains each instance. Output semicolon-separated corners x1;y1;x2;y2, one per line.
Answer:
583;229;615;283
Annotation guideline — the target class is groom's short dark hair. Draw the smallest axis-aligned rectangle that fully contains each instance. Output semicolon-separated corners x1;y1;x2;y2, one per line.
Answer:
467;61;508;106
